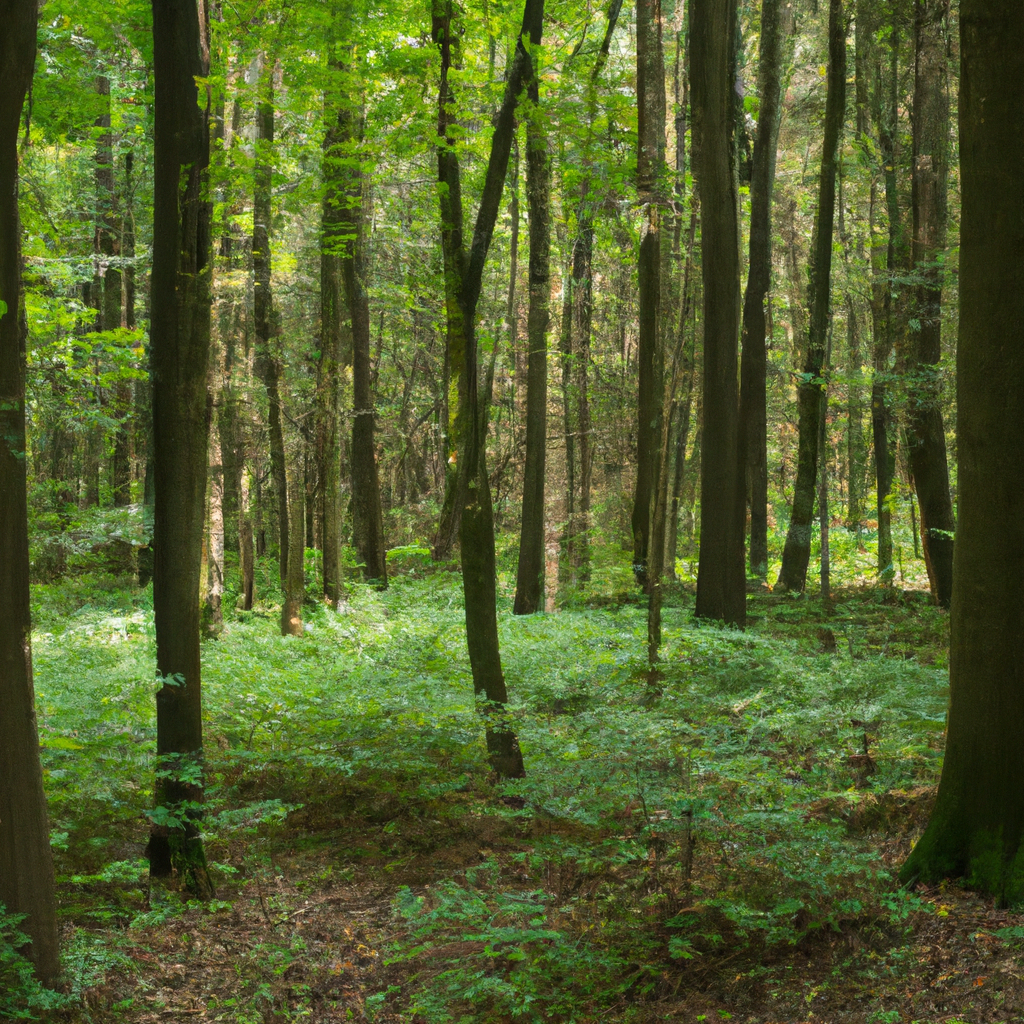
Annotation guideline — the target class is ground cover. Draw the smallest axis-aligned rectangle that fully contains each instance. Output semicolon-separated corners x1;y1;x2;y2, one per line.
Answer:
6;542;1023;1023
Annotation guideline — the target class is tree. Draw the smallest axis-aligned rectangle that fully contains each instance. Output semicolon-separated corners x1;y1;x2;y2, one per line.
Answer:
691;0;745;625
512;54;551;615
0;0;60;985
905;0;954;608
630;0;667;591
739;0;787;581
775;0;845;595
900;0;1024;900
432;0;546;779
148;0;215;898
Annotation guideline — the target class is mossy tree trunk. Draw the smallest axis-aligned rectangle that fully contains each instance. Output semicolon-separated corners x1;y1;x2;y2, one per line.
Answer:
148;0;215;900
900;0;1024;901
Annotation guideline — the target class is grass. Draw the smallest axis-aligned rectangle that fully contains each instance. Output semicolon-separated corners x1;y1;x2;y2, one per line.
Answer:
8;534;1021;1023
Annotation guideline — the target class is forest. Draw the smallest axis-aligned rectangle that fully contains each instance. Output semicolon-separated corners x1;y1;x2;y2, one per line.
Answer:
2;0;1024;1019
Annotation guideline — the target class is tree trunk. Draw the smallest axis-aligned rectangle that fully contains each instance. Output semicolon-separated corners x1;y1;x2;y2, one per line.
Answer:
845;294;866;542
0;0;60;984
631;0;667;590
281;447;305;636
692;0;746;624
320;30;348;607
513;57;551;615
432;0;545;779
739;0;786;580
775;0;845;594
900;0;1024;900
252;62;288;585
338;55;387;586
906;0;954;607
148;0;215;899
205;422;224;637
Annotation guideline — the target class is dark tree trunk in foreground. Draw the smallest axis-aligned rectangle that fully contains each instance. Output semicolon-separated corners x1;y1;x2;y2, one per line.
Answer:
338;67;387;586
433;0;545;778
692;0;745;624
512;77;551;615
901;0;1024;901
775;0;845;594
148;0;215;898
906;0;954;608
0;0;60;985
252;65;288;585
739;0;786;580
631;0;666;590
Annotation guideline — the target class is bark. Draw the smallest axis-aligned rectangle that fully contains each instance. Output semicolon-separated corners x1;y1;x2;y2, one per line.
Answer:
845;294;866;540
205;418;224;636
148;0;215;899
240;468;254;610
431;0;546;779
0;0;60;985
320;27;348;605
906;0;954;607
692;0;746;624
775;0;845;594
337;57;387;586
512;57;550;615
252;62;288;584
739;0;786;580
281;447;305;636
900;0;1024;900
631;0;667;590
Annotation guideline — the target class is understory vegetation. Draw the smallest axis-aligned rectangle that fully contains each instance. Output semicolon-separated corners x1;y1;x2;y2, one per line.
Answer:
8;533;1024;1023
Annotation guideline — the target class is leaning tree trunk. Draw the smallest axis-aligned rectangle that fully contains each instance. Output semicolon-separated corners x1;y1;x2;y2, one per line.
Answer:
739;0;786;581
900;0;1024;901
775;0;845;594
148;0;215;899
692;0;746;624
512;78;551;615
432;0;545;779
906;0;954;607
0;0;60;985
252;62;288;584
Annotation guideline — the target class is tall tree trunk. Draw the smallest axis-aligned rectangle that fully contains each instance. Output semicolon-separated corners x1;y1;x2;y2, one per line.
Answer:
0;0;60;984
320;28;348;606
845;294;866;541
432;0;545;779
148;0;215;899
692;0;746;624
337;52;387;586
631;0;667;590
906;0;954;607
739;0;787;580
281;441;305;636
900;0;1024;901
252;62;288;584
513;88;550;615
775;0;845;594
205;424;224;636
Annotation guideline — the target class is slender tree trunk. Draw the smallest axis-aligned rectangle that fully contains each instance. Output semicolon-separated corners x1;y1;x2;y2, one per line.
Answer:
240;467;254;610
513;87;550;615
432;0;544;779
631;0;667;590
337;53;387;586
281;444;305;636
900;0;1024;899
906;0;954;607
0;0;60;984
845;294;866;542
775;0;845;594
252;62;288;584
739;0;786;580
148;0;215;899
692;0;746;624
205;424;224;636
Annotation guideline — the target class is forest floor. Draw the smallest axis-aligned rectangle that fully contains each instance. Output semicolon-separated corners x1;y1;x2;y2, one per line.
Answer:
10;542;1024;1024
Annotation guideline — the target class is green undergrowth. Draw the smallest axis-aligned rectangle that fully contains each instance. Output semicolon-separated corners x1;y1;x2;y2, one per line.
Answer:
21;540;952;1021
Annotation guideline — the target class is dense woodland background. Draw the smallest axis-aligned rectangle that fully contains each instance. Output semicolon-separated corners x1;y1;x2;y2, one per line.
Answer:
10;0;1024;1020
